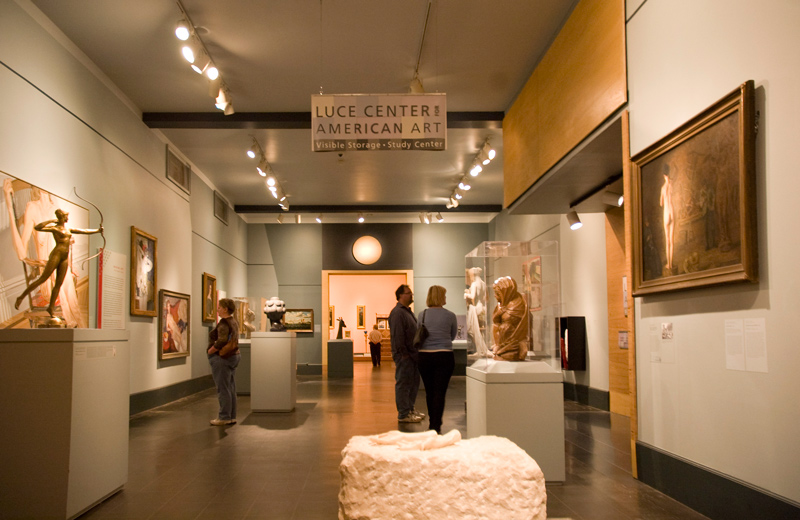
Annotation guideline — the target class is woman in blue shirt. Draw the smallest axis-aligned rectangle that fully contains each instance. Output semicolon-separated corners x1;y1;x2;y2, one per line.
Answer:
417;285;458;434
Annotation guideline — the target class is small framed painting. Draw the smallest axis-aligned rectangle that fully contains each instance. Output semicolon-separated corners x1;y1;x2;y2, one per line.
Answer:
159;289;190;360
201;272;217;323
285;308;314;333
130;226;157;317
329;306;335;328
356;305;365;329
166;146;191;194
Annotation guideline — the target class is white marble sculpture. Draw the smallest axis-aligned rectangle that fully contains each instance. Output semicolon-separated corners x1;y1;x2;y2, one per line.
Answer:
339;432;546;520
464;267;488;356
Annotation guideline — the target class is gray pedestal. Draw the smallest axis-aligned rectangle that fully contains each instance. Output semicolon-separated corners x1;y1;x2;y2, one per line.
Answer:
466;358;565;481
328;339;354;378
0;329;130;519
235;340;251;394
251;332;296;412
453;340;468;376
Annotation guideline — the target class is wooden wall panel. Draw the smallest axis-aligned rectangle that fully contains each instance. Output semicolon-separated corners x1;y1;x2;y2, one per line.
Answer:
503;0;627;207
606;207;630;416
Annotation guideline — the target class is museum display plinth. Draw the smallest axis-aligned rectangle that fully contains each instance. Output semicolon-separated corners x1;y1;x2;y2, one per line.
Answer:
327;339;353;378
466;358;565;481
0;329;130;520
452;339;468;375
235;339;251;394
251;332;296;412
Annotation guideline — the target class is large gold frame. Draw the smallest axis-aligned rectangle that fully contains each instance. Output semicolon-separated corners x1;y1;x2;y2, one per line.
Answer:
631;80;757;295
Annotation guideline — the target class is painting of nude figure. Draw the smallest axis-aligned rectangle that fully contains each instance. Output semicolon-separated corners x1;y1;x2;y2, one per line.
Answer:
1;171;91;328
632;81;758;295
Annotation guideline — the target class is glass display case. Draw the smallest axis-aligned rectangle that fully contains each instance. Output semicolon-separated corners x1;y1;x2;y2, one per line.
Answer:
464;240;561;372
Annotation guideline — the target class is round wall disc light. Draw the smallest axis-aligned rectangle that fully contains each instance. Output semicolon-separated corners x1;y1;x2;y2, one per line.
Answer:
352;236;382;265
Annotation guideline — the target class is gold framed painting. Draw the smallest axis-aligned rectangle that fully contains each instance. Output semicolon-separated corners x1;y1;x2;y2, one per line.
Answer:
329;305;335;328
130;226;158;316
631;80;757;295
201;272;217;322
285;308;314;333
159;289;190;360
356;305;365;329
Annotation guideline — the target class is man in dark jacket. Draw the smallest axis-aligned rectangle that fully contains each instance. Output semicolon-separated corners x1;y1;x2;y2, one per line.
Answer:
388;284;423;423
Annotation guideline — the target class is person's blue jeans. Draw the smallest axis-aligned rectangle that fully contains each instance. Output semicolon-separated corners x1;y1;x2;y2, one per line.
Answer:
393;352;420;419
209;352;240;421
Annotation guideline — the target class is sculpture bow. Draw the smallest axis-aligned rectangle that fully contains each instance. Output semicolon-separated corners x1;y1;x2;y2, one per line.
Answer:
73;187;106;269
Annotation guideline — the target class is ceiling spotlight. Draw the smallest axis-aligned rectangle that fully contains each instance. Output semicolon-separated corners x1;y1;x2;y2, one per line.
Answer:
454;191;463;200
190;50;211;74
358;213;365;223
295;214;302;224
223;103;234;116
436;212;444;223
448;196;459;208
458;177;471;191
478;140;496;165
247;142;258;159
567;210;583;230
423;213;431;225
266;175;276;187
419;212;425;224
208;76;222;98
214;86;230;110
181;38;201;64
469;161;483;177
276;214;284;224
316;214;323;223
205;64;219;81
175;19;191;41
602;191;624;207
279;200;289;211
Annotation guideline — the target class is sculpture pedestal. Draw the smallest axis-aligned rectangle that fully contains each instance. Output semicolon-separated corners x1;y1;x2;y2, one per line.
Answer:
0;329;130;519
466;358;565;481
327;339;353;378
235;339;251;394
251;332;296;412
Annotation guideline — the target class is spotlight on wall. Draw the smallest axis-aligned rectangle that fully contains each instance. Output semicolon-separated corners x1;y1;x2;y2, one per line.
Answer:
567;210;583;230
602;191;624;207
276;214;284;224
358;212;365;223
316;214;323;223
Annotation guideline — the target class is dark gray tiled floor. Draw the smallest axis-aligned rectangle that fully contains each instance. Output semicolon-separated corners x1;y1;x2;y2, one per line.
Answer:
80;363;708;519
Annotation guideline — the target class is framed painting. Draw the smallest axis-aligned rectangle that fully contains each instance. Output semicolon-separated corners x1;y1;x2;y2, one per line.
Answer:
329;305;335;328
285;308;314;332
631;80;757;295
376;314;388;330
166;146;191;194
158;289;190;360
356;305;365;329
201;272;217;322
130;226;158;317
214;191;228;225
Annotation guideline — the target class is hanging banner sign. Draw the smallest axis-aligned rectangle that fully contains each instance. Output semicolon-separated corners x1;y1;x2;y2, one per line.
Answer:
311;93;446;152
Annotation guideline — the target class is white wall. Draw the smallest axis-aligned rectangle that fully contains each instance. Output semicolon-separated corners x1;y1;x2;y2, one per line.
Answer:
490;210;610;391
627;0;800;503
0;1;248;395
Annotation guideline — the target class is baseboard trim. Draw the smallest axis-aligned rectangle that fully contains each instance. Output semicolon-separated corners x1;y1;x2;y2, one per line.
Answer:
297;363;323;375
563;381;609;410
130;375;214;416
636;442;800;520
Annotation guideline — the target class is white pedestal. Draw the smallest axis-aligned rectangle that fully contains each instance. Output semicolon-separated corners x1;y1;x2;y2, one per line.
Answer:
466;358;565;481
251;332;297;412
0;329;130;519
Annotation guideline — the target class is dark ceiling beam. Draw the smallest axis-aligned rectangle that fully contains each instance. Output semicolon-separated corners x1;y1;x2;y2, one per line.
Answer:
234;204;502;214
143;111;504;129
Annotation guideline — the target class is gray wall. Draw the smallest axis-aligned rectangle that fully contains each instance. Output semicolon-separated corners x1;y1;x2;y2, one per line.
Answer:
247;222;489;365
0;1;248;395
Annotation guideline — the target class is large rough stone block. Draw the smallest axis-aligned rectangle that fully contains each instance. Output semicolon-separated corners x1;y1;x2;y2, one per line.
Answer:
339;431;546;520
